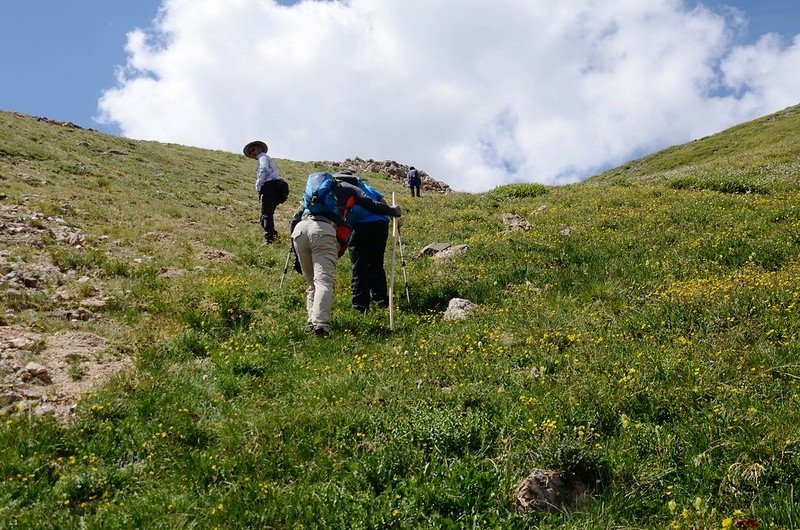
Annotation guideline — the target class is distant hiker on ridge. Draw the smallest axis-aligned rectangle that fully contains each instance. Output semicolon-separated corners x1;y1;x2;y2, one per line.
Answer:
406;166;421;197
290;171;401;337
244;140;289;244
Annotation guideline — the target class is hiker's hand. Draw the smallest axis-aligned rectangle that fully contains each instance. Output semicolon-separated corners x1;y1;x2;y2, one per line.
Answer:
392;206;402;217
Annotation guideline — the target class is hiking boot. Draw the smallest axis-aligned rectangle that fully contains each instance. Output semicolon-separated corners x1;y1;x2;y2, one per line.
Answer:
312;326;330;337
305;321;314;333
352;305;368;314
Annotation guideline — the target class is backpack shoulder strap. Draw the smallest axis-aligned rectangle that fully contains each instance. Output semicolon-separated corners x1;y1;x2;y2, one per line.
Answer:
341;194;357;221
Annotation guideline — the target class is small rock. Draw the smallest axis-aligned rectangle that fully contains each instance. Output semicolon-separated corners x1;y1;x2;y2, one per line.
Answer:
0;361;16;375
443;298;477;321
22;387;44;400
35;404;57;417
9;337;35;350
434;244;468;263
24;362;52;384
72;307;97;321
79;297;107;311
416;242;451;258
514;469;589;514
0;389;23;406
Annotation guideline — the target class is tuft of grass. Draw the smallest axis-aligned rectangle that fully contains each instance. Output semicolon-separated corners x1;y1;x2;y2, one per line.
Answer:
487;182;549;200
667;176;770;194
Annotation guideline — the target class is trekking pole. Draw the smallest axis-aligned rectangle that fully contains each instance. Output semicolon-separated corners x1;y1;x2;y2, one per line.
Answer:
397;228;410;304
279;241;293;289
389;192;397;331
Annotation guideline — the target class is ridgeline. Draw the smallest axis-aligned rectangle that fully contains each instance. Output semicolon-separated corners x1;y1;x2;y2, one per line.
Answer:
1;106;799;528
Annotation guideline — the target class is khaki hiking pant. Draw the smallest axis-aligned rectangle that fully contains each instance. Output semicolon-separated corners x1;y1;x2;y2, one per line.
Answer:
291;218;339;332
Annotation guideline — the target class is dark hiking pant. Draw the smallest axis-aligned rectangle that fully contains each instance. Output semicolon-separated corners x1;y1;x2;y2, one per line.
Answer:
348;220;389;312
259;180;286;242
409;183;421;197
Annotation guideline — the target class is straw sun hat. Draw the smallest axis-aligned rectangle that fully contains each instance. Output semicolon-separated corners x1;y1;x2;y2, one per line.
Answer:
243;140;268;159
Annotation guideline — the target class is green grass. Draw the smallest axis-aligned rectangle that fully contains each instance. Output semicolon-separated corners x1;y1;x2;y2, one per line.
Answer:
1;108;800;528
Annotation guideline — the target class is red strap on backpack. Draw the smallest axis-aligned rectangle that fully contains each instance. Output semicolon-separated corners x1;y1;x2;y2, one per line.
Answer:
335;196;357;257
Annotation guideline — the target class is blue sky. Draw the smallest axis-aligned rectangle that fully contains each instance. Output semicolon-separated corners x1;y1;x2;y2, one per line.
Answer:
0;0;291;132
1;1;799;191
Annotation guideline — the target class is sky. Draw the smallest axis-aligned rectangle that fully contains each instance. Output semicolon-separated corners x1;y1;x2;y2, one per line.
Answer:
2;1;800;192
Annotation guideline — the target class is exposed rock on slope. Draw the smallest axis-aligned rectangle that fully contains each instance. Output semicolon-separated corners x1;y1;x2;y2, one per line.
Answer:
326;157;452;194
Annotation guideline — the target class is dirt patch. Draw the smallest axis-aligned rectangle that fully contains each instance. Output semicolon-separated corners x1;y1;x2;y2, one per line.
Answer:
0;204;133;421
0;326;131;421
192;239;234;261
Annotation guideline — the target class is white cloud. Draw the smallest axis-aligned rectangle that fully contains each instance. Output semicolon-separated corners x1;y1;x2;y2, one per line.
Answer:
98;0;800;192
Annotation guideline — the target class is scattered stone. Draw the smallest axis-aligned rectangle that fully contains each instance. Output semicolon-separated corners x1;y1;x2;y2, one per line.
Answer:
0;389;23;406
22;387;44;399
9;337;36;350
559;227;572;237
514;469;589;514
55;285;75;300
433;244;469;263
0;361;18;375
79;297;107;311
24;362;52;384
416;242;451;258
69;307;98;321
536;204;549;213
503;213;531;231
21;274;40;288
443;298;477;321
159;268;187;279
1;326;128;422
35;404;57;417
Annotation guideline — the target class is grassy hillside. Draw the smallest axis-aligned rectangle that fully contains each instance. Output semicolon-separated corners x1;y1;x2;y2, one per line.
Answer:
589;104;800;193
1;108;800;528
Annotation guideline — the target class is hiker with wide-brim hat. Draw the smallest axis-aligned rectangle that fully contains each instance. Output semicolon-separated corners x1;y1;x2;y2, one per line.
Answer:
244;140;289;243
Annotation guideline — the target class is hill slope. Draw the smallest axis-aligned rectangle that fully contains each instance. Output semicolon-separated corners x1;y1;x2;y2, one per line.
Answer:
1;109;799;528
588;103;800;192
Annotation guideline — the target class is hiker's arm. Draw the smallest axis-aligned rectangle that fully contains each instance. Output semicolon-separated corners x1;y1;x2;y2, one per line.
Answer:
353;190;400;217
290;206;303;233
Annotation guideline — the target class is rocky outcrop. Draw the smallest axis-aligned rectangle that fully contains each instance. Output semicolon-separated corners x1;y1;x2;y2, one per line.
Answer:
325;157;452;195
11;111;85;130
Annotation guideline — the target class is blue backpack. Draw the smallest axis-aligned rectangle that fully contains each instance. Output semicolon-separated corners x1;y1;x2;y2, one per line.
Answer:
345;178;387;226
303;172;339;216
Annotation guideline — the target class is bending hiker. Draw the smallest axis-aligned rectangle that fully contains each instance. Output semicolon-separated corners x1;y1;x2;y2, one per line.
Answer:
290;172;401;336
406;166;421;197
244;140;289;244
334;170;390;313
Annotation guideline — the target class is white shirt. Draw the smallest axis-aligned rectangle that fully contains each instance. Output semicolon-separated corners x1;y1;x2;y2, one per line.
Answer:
255;152;281;191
